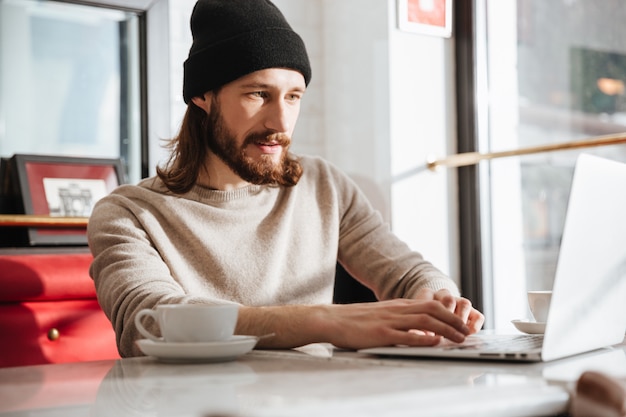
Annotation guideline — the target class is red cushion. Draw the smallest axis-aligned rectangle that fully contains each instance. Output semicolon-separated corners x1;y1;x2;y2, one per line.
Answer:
0;300;120;367
0;253;96;302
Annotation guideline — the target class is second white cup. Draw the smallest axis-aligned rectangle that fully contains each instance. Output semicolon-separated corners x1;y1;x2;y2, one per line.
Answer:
527;290;552;323
134;303;239;343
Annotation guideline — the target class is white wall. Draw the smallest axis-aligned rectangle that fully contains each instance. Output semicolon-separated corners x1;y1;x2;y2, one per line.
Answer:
164;0;459;285
387;1;459;281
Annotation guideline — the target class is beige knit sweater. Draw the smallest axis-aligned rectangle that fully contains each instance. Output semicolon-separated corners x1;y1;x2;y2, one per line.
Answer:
88;155;459;356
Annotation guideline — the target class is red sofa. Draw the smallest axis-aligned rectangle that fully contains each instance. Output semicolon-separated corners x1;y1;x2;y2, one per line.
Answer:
0;251;120;367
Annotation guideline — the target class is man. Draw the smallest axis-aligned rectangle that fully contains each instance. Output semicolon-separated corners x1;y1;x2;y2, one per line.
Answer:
88;0;484;357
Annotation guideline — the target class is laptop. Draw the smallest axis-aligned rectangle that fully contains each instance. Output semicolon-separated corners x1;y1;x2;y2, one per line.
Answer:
360;153;626;362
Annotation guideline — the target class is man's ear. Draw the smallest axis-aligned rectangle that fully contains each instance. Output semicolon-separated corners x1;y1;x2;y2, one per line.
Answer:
191;93;211;113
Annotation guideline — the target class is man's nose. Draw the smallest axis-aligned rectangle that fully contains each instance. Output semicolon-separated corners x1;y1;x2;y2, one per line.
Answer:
263;100;292;133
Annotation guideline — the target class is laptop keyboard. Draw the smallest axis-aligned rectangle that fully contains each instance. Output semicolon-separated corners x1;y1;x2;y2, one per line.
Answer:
445;334;544;353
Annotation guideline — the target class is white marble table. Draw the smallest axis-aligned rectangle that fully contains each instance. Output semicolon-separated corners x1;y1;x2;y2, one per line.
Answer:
1;339;626;417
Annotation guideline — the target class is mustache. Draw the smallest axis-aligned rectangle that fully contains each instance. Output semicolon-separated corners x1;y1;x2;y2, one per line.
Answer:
243;132;291;148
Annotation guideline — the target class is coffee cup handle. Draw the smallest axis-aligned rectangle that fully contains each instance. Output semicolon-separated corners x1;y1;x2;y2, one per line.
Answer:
134;309;163;342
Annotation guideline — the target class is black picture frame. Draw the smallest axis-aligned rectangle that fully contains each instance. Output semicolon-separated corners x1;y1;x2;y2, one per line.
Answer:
4;154;125;246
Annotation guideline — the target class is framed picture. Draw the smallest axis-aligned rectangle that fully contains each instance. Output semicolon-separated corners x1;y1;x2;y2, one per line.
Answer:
8;154;125;246
397;0;453;38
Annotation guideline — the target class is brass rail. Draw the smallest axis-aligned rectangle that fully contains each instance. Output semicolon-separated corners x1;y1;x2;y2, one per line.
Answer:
0;214;89;228
426;132;626;171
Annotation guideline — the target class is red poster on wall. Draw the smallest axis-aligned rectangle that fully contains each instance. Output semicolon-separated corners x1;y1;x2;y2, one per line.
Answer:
398;0;452;38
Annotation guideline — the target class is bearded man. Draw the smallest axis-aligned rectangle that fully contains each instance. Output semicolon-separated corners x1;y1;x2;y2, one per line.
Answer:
88;0;483;357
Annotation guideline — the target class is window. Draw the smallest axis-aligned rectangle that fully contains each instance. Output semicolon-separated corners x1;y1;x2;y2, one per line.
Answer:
458;0;626;329
0;0;169;184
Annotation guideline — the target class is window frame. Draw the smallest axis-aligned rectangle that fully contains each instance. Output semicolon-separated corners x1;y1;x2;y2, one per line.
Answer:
11;0;170;179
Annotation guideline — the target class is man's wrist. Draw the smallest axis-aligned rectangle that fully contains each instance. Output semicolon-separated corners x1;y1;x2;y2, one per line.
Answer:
235;304;334;348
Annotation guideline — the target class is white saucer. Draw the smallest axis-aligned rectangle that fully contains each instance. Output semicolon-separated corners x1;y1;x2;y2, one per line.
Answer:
136;335;258;363
511;319;546;335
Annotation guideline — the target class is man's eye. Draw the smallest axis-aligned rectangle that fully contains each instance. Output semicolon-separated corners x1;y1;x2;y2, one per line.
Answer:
287;94;301;102
251;91;266;98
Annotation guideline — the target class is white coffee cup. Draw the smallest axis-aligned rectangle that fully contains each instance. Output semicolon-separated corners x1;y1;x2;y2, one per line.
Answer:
134;304;239;343
527;290;552;323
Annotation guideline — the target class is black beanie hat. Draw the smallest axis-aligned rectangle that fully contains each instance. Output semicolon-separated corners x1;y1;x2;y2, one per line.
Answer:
183;0;312;103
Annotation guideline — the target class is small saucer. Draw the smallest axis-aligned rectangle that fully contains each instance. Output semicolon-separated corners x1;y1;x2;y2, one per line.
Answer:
136;335;258;363
511;319;546;335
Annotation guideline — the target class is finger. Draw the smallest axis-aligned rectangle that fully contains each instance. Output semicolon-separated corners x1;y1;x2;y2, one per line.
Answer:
400;307;469;343
393;329;442;347
432;301;473;335
454;297;473;323
409;328;435;337
467;309;485;334
432;289;456;311
421;315;468;343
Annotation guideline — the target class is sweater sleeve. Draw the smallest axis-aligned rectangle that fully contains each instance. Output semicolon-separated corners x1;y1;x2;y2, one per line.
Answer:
331;166;460;300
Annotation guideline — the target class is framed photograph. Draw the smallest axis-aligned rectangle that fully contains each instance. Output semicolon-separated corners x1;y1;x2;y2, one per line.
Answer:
9;154;125;246
397;0;453;38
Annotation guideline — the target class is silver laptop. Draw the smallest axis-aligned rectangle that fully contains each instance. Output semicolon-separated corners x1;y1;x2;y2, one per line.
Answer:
360;153;626;362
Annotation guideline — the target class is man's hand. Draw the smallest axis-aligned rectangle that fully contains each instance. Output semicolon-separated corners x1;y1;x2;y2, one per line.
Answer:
321;298;473;349
413;288;485;335
237;297;479;350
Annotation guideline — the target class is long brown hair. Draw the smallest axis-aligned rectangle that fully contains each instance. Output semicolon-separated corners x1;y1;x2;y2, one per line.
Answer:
157;104;210;194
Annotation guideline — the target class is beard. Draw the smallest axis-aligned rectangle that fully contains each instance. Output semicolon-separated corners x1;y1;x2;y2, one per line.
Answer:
202;102;302;186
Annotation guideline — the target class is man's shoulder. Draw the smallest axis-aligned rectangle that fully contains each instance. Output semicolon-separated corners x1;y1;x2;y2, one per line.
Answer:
298;154;326;167
113;176;165;194
97;176;167;207
298;154;343;178
296;155;359;194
